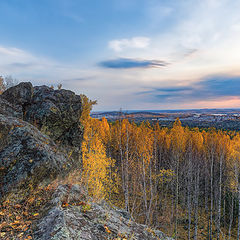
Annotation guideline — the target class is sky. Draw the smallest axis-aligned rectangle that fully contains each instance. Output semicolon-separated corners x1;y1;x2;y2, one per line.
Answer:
1;0;240;111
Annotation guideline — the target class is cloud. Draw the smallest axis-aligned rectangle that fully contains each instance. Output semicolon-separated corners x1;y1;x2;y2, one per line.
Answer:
196;76;240;97
99;58;168;69
140;75;240;104
0;45;94;85
2;0;240;111
155;86;193;92
108;37;150;52
9;62;33;68
62;76;96;82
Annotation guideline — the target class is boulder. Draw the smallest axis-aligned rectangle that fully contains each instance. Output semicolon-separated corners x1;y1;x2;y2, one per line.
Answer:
0;96;22;118
34;184;173;240
24;85;82;148
0;114;71;198
1;83;83;162
1;82;33;110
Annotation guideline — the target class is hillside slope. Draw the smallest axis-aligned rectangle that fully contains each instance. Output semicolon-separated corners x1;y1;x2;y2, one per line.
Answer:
0;82;172;240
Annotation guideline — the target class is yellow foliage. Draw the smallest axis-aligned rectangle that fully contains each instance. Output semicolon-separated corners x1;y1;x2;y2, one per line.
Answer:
80;97;117;200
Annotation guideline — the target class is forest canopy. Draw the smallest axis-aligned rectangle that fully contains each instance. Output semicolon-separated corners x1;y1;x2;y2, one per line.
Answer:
80;99;240;239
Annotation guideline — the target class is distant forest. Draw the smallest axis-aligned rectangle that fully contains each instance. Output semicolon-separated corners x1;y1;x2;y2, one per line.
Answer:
91;110;240;131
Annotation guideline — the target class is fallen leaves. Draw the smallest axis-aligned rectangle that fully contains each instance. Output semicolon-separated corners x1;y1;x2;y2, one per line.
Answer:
75;201;87;206
0;221;8;229
61;201;69;208
27;197;35;204
104;224;111;234
14;124;24;128
11;220;20;225
0;184;54;239
25;236;32;239
61;200;91;213
17;232;24;238
22;224;29;232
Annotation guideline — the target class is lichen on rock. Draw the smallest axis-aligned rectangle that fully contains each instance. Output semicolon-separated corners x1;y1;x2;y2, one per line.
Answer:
34;184;173;240
1;82;83;165
0;114;71;198
2;83;83;148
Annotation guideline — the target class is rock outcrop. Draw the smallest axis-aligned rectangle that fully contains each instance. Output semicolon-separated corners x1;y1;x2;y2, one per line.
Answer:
34;184;172;240
1;82;83;162
0;82;172;240
0;114;71;198
0;82;83;197
1;82;33;110
24;85;82;147
0;96;22;118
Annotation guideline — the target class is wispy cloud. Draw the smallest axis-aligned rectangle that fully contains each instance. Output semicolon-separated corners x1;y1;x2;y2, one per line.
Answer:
9;62;33;68
108;37;150;52
139;75;240;104
0;45;93;85
99;58;168;69
155;86;193;92
196;76;240;98
2;0;240;110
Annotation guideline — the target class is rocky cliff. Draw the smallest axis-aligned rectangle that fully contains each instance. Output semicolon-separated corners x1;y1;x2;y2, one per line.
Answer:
0;82;172;240
0;82;83;198
1;82;83;160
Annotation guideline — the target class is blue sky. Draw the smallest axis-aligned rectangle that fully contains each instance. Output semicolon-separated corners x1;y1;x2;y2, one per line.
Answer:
1;0;240;110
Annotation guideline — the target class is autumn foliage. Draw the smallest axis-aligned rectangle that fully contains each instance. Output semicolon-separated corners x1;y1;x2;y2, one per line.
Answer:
0;184;54;239
2;92;240;239
80;104;240;239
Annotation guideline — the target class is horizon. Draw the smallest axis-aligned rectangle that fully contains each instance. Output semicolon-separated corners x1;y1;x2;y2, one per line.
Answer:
1;0;240;110
91;107;240;113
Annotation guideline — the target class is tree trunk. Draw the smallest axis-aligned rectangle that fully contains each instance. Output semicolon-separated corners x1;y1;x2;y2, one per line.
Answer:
141;154;148;224
210;154;214;240
217;155;223;240
237;184;240;240
125;124;129;212
187;145;193;240
147;156;153;225
228;192;234;240
175;155;180;240
194;166;200;240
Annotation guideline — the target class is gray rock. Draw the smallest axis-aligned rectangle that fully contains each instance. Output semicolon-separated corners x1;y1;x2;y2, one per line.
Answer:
1;82;33;107
24;85;83;148
0;114;71;197
0;82;173;240
1;82;83;163
0;96;22;118
34;185;173;240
